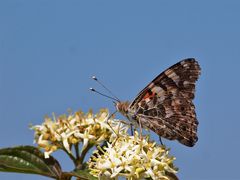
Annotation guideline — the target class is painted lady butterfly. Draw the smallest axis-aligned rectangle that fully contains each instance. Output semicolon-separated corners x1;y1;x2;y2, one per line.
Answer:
116;58;201;147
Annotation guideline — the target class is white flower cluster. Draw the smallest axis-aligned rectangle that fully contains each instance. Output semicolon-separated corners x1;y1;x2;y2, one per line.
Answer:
31;109;128;158
31;108;178;180
88;132;178;180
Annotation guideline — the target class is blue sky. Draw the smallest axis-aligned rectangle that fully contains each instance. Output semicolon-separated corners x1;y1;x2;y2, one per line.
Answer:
1;1;240;180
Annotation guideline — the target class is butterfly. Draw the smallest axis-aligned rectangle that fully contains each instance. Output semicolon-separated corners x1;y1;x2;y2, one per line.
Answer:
115;58;201;147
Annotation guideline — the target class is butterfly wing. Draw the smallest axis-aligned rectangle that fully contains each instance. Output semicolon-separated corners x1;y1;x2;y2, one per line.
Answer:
128;58;201;147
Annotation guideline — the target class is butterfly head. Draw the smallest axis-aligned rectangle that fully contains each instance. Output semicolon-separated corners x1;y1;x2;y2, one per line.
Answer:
115;101;130;116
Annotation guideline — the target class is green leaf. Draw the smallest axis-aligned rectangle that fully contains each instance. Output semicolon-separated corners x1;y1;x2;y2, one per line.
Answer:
0;146;62;179
70;169;97;180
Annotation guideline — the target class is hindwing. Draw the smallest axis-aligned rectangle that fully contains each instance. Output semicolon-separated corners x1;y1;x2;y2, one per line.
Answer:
128;58;201;147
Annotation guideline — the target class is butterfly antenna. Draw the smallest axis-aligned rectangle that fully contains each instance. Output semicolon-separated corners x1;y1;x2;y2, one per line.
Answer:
90;88;119;102
92;76;120;102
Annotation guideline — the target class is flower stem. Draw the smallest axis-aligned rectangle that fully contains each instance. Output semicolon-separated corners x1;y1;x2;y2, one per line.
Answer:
62;148;78;166
74;143;80;159
76;144;93;169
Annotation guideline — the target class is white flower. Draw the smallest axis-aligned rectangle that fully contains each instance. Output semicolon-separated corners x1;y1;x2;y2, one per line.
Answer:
74;129;95;151
88;132;178;180
60;131;76;154
31;108;129;158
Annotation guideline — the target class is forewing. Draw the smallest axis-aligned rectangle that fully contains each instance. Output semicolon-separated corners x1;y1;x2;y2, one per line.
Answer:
129;58;201;147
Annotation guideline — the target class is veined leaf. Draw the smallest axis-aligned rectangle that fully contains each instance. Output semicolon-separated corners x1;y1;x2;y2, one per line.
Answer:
0;146;62;179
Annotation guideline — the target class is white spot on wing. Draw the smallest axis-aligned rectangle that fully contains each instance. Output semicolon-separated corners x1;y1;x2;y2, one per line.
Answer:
152;86;164;94
165;71;179;84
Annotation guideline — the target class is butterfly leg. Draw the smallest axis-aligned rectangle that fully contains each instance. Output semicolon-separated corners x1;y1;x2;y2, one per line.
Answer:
134;107;143;139
130;124;139;136
106;112;132;137
137;118;143;139
130;124;134;136
159;136;164;146
118;120;131;126
106;110;118;136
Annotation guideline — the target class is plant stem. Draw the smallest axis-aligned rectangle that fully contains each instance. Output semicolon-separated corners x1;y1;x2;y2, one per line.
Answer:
74;143;80;159
75;144;93;170
62;148;77;166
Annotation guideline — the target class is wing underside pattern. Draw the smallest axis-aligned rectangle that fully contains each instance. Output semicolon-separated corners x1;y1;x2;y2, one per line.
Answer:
128;58;201;147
